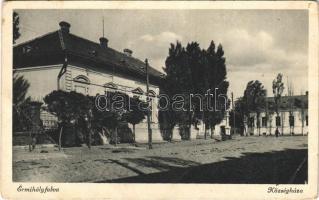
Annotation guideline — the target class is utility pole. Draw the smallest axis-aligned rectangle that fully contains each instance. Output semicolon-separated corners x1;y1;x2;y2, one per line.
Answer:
231;92;235;134
145;59;152;149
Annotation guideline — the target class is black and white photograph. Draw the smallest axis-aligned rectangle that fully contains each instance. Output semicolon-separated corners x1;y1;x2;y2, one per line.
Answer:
1;1;318;199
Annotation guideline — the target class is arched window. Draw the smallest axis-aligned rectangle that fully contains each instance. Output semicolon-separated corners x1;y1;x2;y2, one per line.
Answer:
147;90;156;97
73;75;90;94
103;82;118;90
73;75;90;84
132;87;144;95
103;82;118;94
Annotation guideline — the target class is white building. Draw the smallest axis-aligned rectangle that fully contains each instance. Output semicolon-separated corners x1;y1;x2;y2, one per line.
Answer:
13;21;167;142
246;94;308;136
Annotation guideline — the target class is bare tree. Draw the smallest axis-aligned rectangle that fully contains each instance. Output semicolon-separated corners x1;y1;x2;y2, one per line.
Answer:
272;73;285;135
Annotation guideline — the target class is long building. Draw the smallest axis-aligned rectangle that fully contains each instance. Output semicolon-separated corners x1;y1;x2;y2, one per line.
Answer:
246;93;308;136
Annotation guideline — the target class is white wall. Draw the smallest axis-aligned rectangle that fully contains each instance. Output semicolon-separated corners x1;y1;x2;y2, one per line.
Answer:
66;65;159;123
14;65;62;102
248;109;308;136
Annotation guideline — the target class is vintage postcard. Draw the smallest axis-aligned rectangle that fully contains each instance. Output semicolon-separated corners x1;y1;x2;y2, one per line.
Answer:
1;1;318;199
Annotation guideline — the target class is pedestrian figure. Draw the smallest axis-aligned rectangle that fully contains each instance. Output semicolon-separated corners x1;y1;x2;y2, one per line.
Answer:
275;128;279;137
31;134;37;151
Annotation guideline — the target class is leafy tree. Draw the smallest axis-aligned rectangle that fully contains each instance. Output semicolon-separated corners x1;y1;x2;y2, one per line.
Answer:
161;40;229;140
272;73;285;133
243;80;266;136
13;11;21;44
123;96;147;143
205;42;229;137
186;42;207;138
229;109;245;135
232;97;248;136
96;91;128;145
13;72;30;106
163;42;193;140
187;41;229;138
158;88;176;141
43;90;93;149
13;73;31;131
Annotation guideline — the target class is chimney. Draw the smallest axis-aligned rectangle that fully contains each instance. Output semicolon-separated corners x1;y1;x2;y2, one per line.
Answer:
99;37;108;48
123;48;133;57
59;21;71;33
305;91;308;96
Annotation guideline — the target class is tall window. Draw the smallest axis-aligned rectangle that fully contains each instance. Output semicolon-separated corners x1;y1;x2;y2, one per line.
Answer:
289;115;295;127
262;117;267;127
306;115;308;126
276;116;281;126
73;75;90;95
103;82;118;94
249;117;255;127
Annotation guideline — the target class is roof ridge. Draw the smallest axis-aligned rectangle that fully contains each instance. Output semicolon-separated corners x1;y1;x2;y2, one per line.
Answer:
66;32;164;75
13;30;59;48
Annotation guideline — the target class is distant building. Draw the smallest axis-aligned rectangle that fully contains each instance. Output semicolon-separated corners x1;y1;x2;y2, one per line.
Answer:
13;21;165;142
246;93;308;136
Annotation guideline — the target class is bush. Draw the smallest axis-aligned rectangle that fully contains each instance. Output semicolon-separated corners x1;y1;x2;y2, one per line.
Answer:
179;124;191;140
44;90;139;147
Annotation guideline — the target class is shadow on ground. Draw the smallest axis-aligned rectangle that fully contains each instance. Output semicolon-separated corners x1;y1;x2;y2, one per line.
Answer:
97;149;307;184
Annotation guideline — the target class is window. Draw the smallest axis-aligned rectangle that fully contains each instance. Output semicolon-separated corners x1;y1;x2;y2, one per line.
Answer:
276;116;281;126
132;87;144;95
147;90;156;97
22;45;32;54
306;115;308;126
75;85;87;94
73;75;90;84
73;75;90;95
262;117;267;127
104;82;117;90
289;115;295;127
249;117;255;127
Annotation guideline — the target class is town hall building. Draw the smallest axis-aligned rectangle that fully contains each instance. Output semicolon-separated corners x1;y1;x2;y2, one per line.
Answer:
13;21;167;142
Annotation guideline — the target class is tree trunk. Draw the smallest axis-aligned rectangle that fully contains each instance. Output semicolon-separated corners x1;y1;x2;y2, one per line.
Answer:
203;112;207;140
29;131;32;152
88;130;91;149
133;124;136;143
114;127;118;146
281;113;284;135
210;126;215;139
269;116;272;135
257;113;260;136
301;117;304;136
59;126;63;151
204;124;207;140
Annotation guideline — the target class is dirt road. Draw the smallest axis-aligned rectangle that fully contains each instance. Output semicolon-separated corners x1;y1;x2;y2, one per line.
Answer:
13;135;307;183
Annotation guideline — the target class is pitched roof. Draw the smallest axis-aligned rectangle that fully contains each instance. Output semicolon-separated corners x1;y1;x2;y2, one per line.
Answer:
13;29;164;85
236;94;308;112
265;95;308;110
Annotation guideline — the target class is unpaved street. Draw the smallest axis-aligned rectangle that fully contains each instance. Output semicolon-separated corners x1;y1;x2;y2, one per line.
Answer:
13;136;307;183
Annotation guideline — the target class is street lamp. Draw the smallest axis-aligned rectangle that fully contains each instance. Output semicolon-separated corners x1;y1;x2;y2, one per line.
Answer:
143;59;152;149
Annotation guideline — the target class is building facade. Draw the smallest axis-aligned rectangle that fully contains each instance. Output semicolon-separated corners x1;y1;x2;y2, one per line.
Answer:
13;21;169;142
246;94;308;136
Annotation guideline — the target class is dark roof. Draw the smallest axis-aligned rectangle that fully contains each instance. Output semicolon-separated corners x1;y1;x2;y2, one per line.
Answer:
265;95;308;110
236;94;308;112
13;29;164;85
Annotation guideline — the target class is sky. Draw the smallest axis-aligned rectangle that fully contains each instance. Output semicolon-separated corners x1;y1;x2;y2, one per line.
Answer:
15;9;308;99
